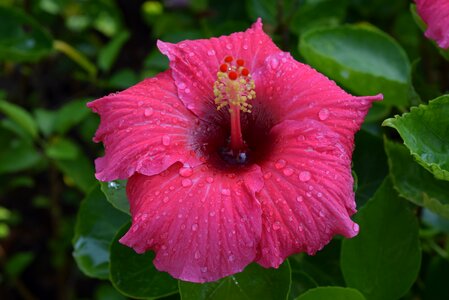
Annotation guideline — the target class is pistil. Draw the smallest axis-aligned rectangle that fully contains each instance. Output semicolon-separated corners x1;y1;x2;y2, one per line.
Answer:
214;56;256;154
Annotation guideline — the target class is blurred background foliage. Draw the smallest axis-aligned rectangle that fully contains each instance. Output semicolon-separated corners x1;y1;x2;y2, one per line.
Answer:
0;0;448;299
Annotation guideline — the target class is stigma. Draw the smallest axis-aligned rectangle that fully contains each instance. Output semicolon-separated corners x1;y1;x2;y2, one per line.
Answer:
214;56;256;113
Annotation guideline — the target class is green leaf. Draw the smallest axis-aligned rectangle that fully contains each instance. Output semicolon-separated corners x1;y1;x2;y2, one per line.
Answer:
54;99;91;135
179;260;291;300
51;142;96;193
383;95;449;181
98;31;130;72
341;178;421;300
245;0;297;27
45;137;79;160
299;25;411;107
384;139;449;218
296;287;365;300
100;180;130;215
290;0;348;35
0;6;53;62
0;126;41;174
73;185;128;279
5;251;34;278
0;100;38;139
289;239;344;287
34;108;57;137
423;257;449;300
353;130;388;207
109;223;178;299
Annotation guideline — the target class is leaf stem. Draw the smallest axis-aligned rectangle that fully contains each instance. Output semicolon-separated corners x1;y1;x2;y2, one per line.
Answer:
53;40;97;78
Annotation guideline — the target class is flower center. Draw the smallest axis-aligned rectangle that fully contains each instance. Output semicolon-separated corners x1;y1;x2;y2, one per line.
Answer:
213;56;256;162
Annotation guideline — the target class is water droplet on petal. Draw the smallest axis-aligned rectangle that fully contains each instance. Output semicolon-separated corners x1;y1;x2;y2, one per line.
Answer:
206;177;214;183
191;223;198;231
263;172;272;179
226;44;232;50
107;181;120;189
163;196;169;203
275;159;286;169
179;166;193;177
299;171;311;182
162;135;171;146
144;107;154;116
353;223;359;232
194;250;201;259
209;211;216;217
185;88;190;94
201;267;208;273
207;49;215;56
243;44;249;50
283;168;294;176
319;210;325;217
272;222;281;231
296;196;303;202
182;179;192;187
221;188;231;196
318;108;329;120
270;57;279;69
228;254;235;262
178;82;186;89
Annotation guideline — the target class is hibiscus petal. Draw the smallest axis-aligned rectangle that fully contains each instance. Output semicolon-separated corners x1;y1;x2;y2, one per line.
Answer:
120;163;264;283
157;19;282;118
255;120;358;268
87;71;202;181
252;52;382;154
416;0;449;49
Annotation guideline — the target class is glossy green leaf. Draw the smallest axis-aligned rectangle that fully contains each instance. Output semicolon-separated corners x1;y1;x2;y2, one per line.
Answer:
100;180;130;215
0;6;53;61
0;100;38;139
179;260;291;300
353;130;388;207
0;126;41;174
73;185;128;279
109;223;178;299
341;178;421;300
385;139;449;218
296;287;365;300
383;95;449;181
299;25;411;107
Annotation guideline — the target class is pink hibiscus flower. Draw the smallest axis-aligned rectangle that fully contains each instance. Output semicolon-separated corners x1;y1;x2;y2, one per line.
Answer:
88;19;382;283
416;0;449;49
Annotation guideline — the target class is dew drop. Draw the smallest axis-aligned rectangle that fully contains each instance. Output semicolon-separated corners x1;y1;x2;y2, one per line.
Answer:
206;177;214;183
185;88;190;94
191;223;198;231
221;188;231;196
163;197;169;203
179;166;193;177
319;210;325;217
272;222;281;231
107;181;120;189
270;57;279;69
207;49;215;56
283;168;294;176
228;254;235;262
201;267;208;273
243;44;249;50
181;179;192;187
209;211;216;217
162;135;171;146
144;107;154;116
318;108;330;120
263;172;272;179
296;196;303;202
178;82;186;89
226;43;232;50
299;171;311;182
353;223;360;232
194;250;201;259
275;159;287;169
